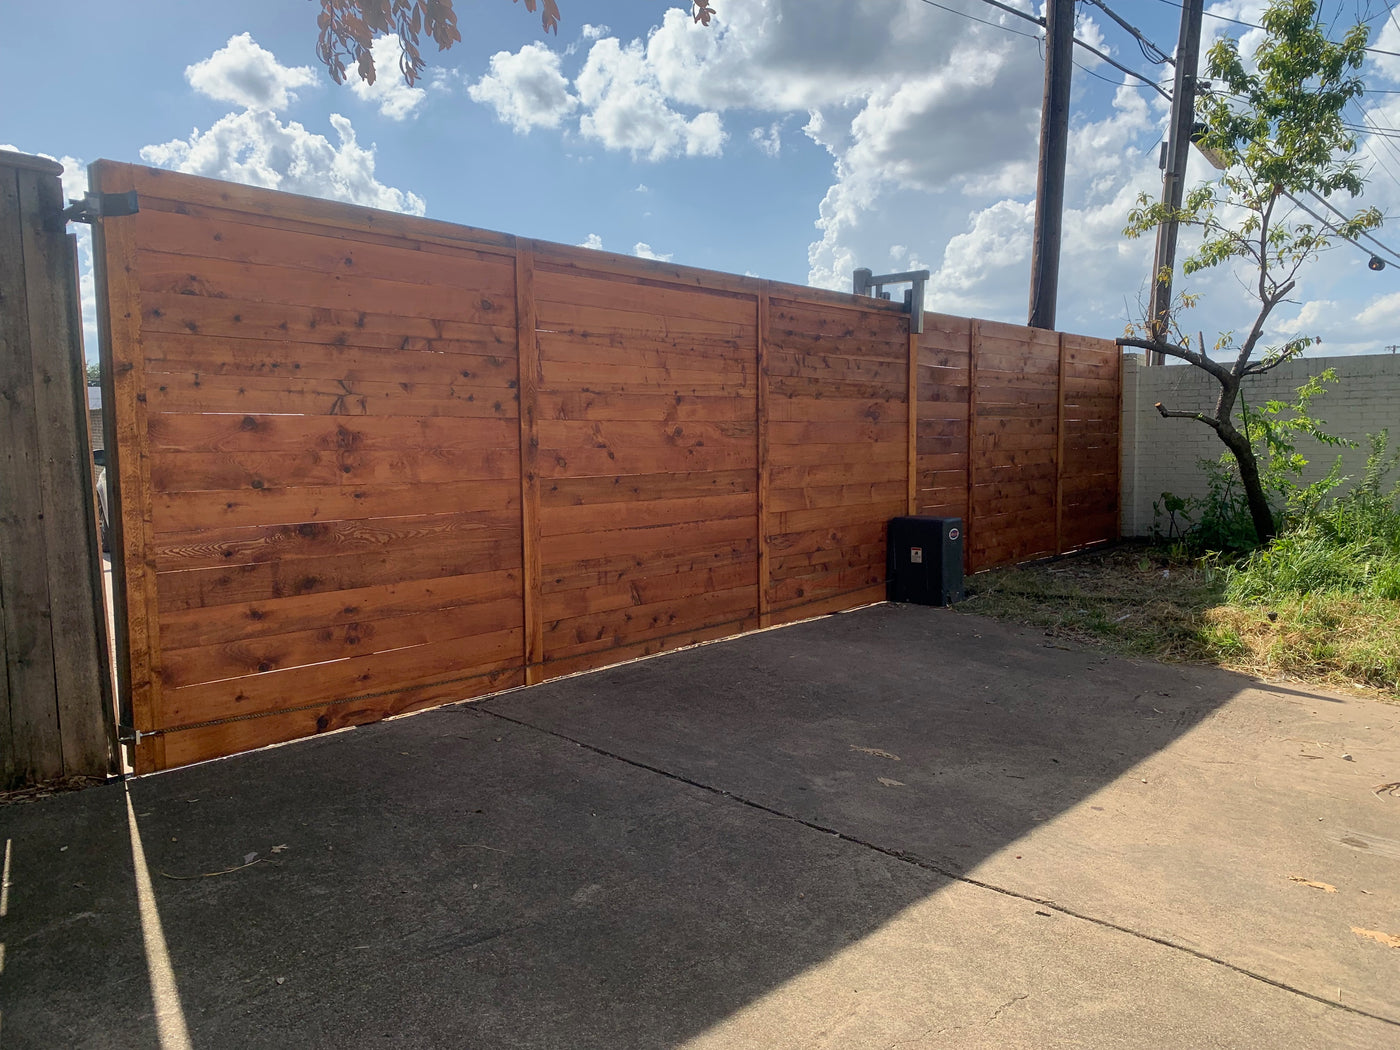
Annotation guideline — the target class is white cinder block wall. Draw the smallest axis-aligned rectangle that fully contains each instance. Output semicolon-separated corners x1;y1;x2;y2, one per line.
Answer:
1121;353;1400;537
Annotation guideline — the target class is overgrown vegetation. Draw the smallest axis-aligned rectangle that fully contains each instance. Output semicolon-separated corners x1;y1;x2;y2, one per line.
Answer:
963;431;1400;697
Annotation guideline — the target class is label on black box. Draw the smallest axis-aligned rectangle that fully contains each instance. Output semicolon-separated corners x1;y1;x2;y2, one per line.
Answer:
910;547;923;564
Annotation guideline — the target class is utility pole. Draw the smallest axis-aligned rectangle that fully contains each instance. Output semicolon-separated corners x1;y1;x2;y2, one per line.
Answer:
1147;0;1205;364
1027;0;1075;330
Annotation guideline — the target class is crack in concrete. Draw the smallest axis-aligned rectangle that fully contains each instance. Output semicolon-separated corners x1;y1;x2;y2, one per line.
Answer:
476;705;1400;1031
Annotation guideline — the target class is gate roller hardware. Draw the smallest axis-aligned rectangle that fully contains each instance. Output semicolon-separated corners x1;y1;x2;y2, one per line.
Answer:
50;190;139;230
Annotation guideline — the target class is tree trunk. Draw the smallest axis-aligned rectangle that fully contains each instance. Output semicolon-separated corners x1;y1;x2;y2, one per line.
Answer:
1220;426;1275;544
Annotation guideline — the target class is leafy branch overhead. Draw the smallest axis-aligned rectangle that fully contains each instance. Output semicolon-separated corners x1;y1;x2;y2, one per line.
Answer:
1118;0;1382;545
314;0;717;86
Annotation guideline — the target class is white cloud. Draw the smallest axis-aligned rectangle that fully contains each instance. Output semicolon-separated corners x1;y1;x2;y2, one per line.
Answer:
349;35;427;120
633;242;673;261
634;182;649;192
469;43;578;132
582;24;611;40
140;111;426;215
750;122;781;157
579;233;605;250
185;33;316;111
575;37;725;160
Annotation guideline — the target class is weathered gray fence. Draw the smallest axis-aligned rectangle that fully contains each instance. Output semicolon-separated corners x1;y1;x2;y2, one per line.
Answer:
0;150;115;787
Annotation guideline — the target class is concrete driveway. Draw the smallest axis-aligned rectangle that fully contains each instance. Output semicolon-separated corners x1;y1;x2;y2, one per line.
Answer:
2;603;1397;1048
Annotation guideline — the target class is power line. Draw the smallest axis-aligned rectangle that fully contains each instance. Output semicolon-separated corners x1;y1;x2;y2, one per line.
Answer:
1082;0;1175;64
1282;189;1400;265
1304;186;1400;263
912;0;1174;96
1150;0;1400;58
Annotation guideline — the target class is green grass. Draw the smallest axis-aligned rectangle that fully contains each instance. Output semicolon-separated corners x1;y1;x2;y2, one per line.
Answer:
960;542;1400;699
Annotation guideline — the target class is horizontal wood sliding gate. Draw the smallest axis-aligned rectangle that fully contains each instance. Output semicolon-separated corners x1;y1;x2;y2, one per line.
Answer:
91;162;1121;774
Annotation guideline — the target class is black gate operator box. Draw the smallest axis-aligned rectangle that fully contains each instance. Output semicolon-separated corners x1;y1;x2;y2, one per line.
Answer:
887;516;964;606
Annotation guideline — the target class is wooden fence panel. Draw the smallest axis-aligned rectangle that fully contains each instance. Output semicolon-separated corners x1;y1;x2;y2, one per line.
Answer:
90;162;1121;773
91;162;527;772
0;152;115;787
763;297;908;625
533;261;761;678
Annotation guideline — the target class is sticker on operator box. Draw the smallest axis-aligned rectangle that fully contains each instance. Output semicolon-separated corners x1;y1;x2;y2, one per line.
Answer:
910;547;923;564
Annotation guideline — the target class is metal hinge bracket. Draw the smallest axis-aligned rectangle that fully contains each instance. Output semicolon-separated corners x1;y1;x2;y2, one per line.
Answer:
52;190;139;229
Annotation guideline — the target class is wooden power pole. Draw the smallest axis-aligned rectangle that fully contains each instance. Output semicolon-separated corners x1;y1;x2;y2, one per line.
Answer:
1027;0;1076;330
1147;0;1205;364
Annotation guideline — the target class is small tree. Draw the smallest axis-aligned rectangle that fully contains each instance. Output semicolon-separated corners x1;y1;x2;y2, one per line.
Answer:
1119;0;1380;544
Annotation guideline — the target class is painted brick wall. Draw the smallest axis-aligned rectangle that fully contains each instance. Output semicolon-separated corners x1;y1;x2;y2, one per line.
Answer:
1121;353;1400;536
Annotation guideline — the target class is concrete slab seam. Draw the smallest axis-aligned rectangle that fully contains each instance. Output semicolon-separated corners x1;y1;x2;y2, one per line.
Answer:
474;705;1400;1031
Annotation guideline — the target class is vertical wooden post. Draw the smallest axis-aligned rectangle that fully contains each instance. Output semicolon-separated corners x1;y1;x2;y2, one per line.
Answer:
89;160;162;773
1055;332;1067;555
756;289;771;629
1113;345;1124;537
515;243;543;685
0;151;116;786
907;327;919;516
965;320;981;572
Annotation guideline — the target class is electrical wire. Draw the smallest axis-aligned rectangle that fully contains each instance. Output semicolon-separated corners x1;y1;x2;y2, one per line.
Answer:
1150;0;1400;58
914;0;1042;38
1082;0;1175;64
1304;186;1400;262
1281;189;1400;264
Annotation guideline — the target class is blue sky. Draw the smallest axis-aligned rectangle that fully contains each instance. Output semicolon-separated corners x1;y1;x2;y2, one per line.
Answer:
3;0;1398;361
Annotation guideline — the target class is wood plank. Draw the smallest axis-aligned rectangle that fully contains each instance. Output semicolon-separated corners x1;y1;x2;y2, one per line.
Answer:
766;398;906;425
535;268;755;325
540;558;757;621
756;290;771;627
148;413;502;454
155;665;524;772
1056;332;1066;555
536;330;754;374
766;584;886;624
765;351;907;386
769;564;884;606
907;329;918;514
136;250;514;327
767;480;907;513
162;627;524;728
152;479;519;534
131;208;514;289
768;420;906;445
543;584;757;661
516;246;542;685
542;492;755;538
542;468;756;506
541;516;757;567
140;289;517;356
535;300;753;346
539;358;754;395
162;592;524;688
159;567;521;649
541;539;756;595
537;391;752;423
773;497;907;536
541;618;756;682
765;441;907;468
147;371;519;420
91;161;166;772
144;331;520;385
116;161;516;255
967;318;980;571
150;441;520;492
766;520;887;558
768;541;884;579
155;526;520;612
0;163;63;782
538;421;758;477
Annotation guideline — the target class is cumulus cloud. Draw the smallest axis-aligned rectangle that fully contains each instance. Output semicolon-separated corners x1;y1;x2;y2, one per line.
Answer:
750;122;782;157
578;233;605;249
575;37;725;160
349;35;427;120
185;33;317;111
633;242;673;261
140;111;426;215
469;43;578;132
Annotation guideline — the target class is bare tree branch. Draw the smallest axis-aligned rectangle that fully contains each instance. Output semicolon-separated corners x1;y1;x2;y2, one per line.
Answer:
1155;402;1225;432
1117;337;1233;382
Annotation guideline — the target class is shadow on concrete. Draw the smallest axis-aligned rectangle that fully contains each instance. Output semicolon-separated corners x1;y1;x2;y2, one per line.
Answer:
1;603;1386;1047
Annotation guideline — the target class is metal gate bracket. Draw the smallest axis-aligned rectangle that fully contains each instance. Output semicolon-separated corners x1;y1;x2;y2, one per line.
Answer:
852;268;929;334
51;190;139;229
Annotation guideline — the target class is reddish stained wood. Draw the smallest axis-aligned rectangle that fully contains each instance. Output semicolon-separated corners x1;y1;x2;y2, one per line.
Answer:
516;244;543;684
